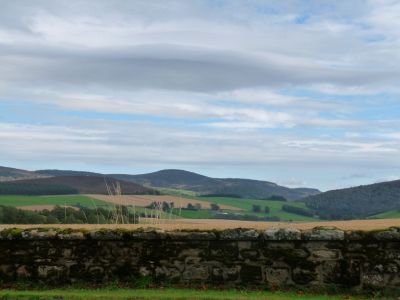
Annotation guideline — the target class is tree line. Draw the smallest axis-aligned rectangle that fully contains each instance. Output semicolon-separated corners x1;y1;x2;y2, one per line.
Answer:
0;205;138;224
0;183;78;195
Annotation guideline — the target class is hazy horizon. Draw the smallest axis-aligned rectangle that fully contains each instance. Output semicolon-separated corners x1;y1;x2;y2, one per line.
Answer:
1;1;399;191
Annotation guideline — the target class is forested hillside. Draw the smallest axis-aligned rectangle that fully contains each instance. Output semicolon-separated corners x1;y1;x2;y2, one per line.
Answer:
0;176;158;195
303;180;400;219
116;169;320;200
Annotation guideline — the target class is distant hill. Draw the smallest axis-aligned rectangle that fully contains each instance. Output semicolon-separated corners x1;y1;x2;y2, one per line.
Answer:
303;180;400;219
111;169;320;200
0;166;47;182
1;176;158;195
35;169;103;177
11;167;319;200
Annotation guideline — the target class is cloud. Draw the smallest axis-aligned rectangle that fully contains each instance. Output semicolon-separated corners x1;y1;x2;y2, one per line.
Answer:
0;0;400;190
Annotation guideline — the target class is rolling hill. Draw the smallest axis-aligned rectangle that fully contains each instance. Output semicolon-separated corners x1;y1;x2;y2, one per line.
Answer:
0;176;159;195
303;179;400;219
110;169;320;200
0;166;47;182
3;166;319;200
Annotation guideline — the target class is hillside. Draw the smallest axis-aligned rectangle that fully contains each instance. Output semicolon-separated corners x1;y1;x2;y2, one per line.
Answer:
35;169;102;177
303;179;400;219
113;169;320;200
1;176;158;195
0;166;47;182
31;167;320;200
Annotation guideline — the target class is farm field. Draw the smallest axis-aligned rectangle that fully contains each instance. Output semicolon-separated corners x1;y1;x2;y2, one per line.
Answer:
87;195;318;221
197;196;317;221
0;288;389;300
0;195;110;208
369;210;400;219
2;193;400;224
1;218;400;231
88;194;241;211
16;205;78;211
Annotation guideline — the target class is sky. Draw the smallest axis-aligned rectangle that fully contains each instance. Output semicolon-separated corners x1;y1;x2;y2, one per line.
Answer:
0;0;400;191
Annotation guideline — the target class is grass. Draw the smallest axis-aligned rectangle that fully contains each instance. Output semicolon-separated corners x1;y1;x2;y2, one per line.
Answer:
178;209;214;219
0;194;319;222
0;288;389;300
156;187;199;197
197;197;317;221
369;209;400;219
0;195;110;209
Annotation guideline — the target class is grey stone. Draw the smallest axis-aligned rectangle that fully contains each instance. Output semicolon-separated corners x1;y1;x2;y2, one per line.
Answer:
219;229;259;240
264;228;301;240
182;265;209;280
303;228;345;240
167;231;216;240
57;232;85;240
21;229;57;240
265;267;290;285
312;249;340;260
89;230;124;240
372;228;400;241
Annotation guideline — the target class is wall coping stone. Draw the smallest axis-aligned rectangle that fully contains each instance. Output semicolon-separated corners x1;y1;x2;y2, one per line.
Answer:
0;227;399;241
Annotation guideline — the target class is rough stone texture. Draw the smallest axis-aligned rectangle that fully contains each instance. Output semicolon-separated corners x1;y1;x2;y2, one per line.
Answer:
0;227;399;292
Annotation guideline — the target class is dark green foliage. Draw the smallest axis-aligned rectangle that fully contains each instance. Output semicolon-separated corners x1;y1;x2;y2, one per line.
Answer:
0;205;138;224
267;195;287;201
282;204;314;217
210;203;220;211
252;204;261;213
264;206;270;214
214;212;280;221
200;193;242;198
0;182;78;195
303;180;400;220
3;176;158;195
186;203;197;210
147;201;174;211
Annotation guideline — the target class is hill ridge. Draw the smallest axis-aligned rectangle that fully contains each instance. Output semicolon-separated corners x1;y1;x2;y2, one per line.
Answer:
1;166;320;200
303;179;400;219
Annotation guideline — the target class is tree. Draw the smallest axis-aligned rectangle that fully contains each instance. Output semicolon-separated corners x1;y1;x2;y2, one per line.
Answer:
162;201;171;211
210;203;220;211
252;205;261;213
282;204;313;217
264;206;270;214
187;203;196;210
269;195;287;201
46;215;60;224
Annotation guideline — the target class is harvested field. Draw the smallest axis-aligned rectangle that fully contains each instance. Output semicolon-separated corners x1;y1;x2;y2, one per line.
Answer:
16;205;78;211
88;194;242;211
1;218;400;231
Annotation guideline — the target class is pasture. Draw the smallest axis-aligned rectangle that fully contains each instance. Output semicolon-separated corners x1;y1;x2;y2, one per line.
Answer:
370;210;400;219
87;194;241;211
197;196;317;221
0;195;109;208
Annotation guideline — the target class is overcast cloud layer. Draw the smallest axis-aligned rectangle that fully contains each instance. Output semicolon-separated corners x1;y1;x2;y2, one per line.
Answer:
1;0;400;190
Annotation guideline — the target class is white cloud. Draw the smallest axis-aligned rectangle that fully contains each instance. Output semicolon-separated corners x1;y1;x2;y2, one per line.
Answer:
0;1;400;190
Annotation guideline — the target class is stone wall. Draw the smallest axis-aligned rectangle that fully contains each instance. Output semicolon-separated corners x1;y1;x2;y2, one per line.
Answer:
1;227;400;291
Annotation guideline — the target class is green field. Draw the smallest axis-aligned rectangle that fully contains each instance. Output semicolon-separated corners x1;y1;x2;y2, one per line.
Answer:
0;194;317;222
0;195;110;208
197;196;317;221
178;209;214;219
369;209;400;219
155;187;198;197
0;288;386;300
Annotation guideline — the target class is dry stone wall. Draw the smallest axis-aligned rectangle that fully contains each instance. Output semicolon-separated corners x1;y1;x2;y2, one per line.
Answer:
1;227;400;291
